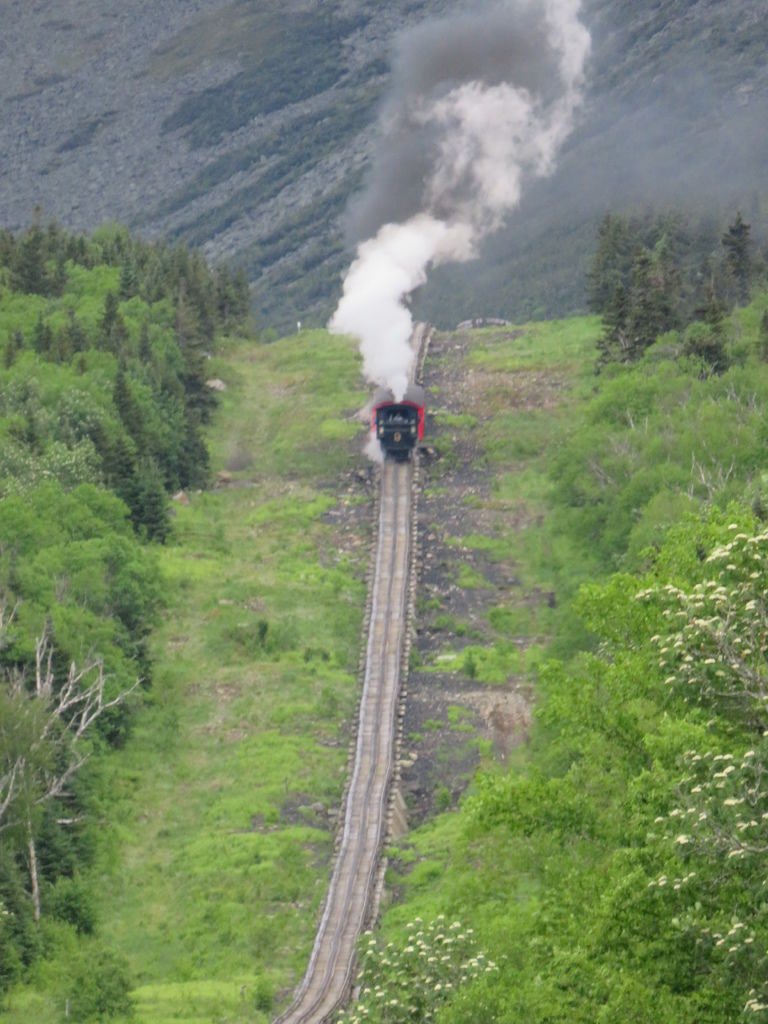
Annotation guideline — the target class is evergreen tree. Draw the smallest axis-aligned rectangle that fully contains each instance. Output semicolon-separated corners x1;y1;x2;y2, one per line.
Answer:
119;259;139;300
175;286;215;423
132;458;170;543
32;315;53;358
100;432;139;512
0;228;16;271
177;414;210;490
4;331;23;369
587;213;634;315
65;234;91;268
624;247;675;360
596;283;630;365
50;252;68;297
138;322;152;365
696;280;728;334
12;222;47;295
112;368;145;453
216;266;250;327
52;325;73;364
64;309;88;354
721;211;752;303
100;292;128;356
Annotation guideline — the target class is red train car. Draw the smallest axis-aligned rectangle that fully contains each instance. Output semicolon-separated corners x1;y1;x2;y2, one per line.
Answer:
371;384;426;461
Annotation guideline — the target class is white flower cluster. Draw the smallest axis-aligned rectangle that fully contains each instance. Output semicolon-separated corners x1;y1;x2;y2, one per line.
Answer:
0;437;100;497
336;916;498;1024
653;748;768;860
637;525;768;729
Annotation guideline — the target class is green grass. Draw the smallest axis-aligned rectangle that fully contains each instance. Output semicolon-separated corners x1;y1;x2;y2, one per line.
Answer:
466;316;600;374
208;329;365;483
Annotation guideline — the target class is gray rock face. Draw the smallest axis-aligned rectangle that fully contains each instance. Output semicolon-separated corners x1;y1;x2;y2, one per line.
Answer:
2;2;232;229
0;0;447;329
2;0;766;331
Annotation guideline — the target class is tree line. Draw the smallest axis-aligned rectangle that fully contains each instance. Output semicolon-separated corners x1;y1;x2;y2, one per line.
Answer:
0;220;249;1016
588;209;766;371
0;218;250;539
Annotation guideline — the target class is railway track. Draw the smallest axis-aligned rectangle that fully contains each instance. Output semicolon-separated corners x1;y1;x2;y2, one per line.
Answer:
274;327;429;1024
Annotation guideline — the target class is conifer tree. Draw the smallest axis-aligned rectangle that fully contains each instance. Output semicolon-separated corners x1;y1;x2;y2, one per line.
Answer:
177;414;210;490
4;331;23;369
132;458;170;543
12;222;47;295
175;285;215;423
624;247;675;360
596;283;630;365
64;309;88;354
113;367;145;453
588;213;634;315
721;211;752;303
138;322;152;365
100;292;128;356
119;260;139;300
32;315;53;358
101;432;139;512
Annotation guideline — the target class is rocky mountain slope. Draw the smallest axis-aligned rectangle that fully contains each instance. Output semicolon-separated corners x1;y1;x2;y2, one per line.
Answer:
2;0;766;331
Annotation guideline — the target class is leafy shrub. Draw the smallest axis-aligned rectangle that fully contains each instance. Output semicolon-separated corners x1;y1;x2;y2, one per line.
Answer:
47;876;97;935
62;947;135;1021
336;917;498;1024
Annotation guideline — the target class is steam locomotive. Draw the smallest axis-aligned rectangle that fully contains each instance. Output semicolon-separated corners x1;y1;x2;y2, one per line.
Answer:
371;384;426;460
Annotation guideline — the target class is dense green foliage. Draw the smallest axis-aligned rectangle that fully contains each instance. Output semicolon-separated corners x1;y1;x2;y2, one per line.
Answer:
0;219;249;530
0;222;248;1012
1;320;369;1023
589;210;761;367
354;244;768;1020
549;310;768;583
426;510;768;1023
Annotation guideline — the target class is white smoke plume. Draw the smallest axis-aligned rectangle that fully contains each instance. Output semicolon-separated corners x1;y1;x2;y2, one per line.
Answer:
330;0;590;399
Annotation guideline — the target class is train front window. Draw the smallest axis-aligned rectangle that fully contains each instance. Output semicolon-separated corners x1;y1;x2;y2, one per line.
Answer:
381;407;416;428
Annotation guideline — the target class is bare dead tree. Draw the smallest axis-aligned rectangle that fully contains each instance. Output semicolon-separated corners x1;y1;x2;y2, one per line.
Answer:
0;613;139;920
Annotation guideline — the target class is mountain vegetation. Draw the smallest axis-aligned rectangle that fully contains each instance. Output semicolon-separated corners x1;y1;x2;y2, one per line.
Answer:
348;215;768;1023
3;199;768;1024
0;222;249;1018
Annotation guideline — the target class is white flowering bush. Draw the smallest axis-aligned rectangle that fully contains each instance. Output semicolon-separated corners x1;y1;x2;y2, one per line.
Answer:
647;745;768;1017
636;524;768;1018
652;747;768;861
336;916;498;1024
637;524;768;729
0;437;100;497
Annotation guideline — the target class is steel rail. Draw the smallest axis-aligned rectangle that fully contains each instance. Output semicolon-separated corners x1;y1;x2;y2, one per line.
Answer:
273;451;414;1024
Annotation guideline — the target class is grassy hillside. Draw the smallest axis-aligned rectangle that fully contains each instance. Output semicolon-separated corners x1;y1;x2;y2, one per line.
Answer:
0;328;372;1023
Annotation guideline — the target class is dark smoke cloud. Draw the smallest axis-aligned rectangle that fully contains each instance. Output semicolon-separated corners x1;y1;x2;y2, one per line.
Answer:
347;2;568;242
330;0;589;405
